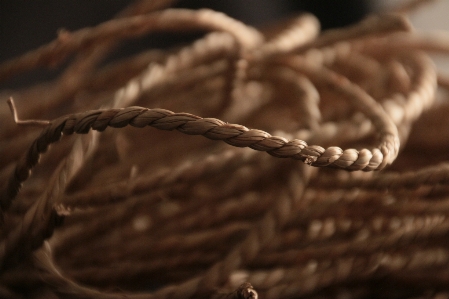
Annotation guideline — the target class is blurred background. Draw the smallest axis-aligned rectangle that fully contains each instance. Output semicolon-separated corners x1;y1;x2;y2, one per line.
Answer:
0;0;374;89
1;0;448;87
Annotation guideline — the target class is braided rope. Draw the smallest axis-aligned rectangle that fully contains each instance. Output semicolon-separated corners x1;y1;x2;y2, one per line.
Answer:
1;101;399;212
1;0;449;298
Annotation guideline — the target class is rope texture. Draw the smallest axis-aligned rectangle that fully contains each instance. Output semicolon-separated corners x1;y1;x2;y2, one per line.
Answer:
1;0;449;298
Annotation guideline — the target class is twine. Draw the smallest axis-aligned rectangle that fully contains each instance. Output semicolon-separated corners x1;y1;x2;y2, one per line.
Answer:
1;0;449;298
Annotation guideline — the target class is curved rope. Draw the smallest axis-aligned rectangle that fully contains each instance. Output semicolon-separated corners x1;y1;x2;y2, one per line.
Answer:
1;1;449;298
2;99;400;213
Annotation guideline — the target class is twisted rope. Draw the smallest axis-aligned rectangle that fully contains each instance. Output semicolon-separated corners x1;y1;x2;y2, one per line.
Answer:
1;0;449;298
1;100;400;213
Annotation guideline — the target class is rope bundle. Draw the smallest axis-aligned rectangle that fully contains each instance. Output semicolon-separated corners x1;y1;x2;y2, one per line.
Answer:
1;0;449;298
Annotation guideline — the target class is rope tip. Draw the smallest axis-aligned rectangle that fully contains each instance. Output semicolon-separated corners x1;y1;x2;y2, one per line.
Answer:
7;97;51;127
7;97;17;123
237;283;258;299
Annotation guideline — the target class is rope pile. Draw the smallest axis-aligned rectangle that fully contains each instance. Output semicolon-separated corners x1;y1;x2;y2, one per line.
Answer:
1;0;449;298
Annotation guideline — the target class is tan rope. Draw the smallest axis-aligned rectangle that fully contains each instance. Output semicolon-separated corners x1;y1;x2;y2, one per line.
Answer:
1;0;449;298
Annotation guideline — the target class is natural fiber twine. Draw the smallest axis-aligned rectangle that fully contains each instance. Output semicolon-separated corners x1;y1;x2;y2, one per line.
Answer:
1;0;449;298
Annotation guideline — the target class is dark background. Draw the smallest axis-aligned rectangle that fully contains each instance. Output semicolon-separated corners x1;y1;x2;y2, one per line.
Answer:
0;0;370;89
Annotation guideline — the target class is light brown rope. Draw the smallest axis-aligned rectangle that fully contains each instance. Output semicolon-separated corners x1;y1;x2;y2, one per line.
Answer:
1;0;449;298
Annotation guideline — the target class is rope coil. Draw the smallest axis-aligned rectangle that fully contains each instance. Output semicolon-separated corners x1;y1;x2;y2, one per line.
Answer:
1;0;449;298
